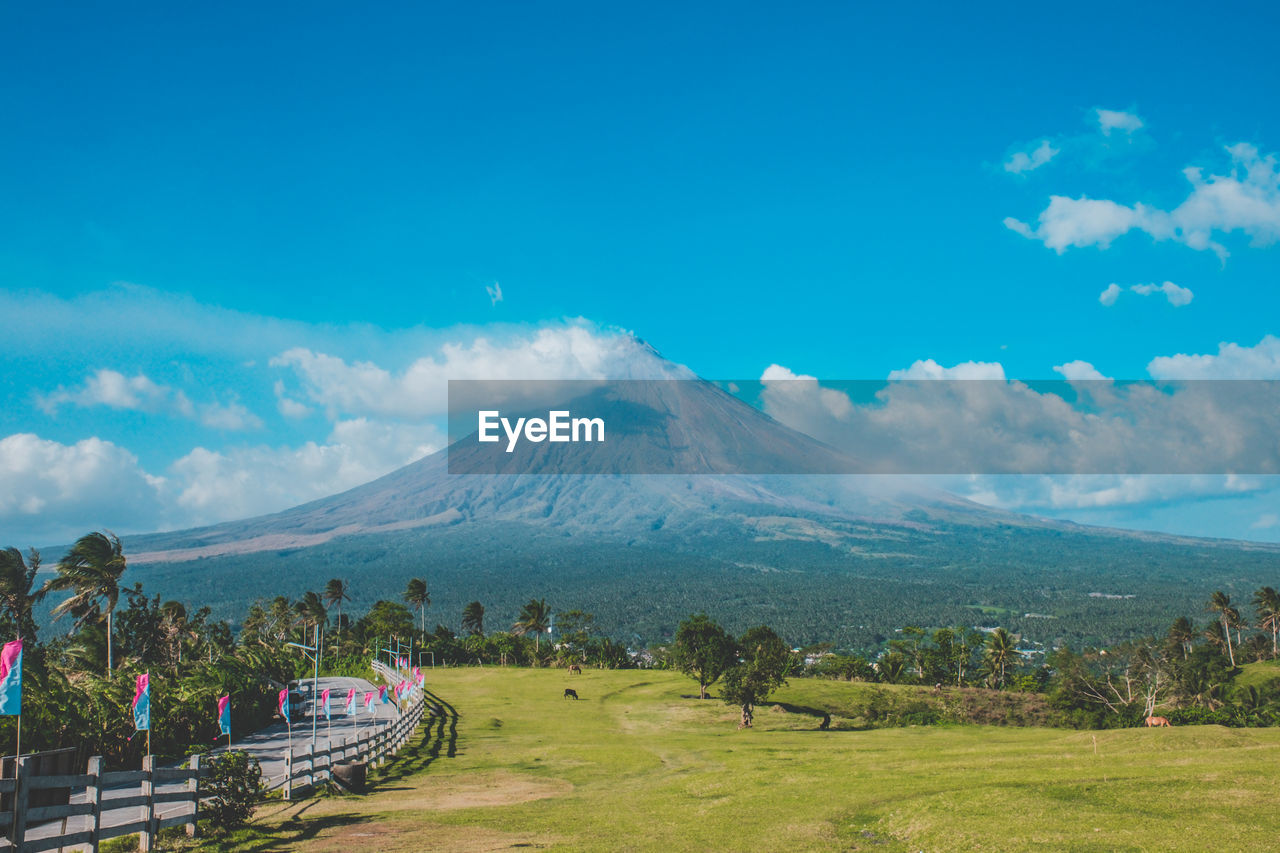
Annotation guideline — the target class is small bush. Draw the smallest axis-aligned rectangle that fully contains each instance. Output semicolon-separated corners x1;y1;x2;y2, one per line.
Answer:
202;750;265;832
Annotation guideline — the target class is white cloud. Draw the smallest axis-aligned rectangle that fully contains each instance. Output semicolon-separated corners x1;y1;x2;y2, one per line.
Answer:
1147;335;1280;379
1252;513;1280;530
486;281;503;306
1099;283;1122;306
1130;281;1193;307
38;369;169;413
272;326;682;420
886;359;1006;380
1053;360;1110;381
1005;139;1059;174
1006;143;1280;259
759;364;1280;484
38;368;263;431
1096;108;1144;136
0;434;168;544
169;419;442;520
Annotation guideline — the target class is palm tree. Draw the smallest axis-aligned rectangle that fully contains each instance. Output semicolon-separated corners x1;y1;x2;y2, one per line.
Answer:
403;578;430;635
1208;591;1237;667
295;591;328;637
985;627;1019;688
1167;616;1195;660
0;547;44;641
512;598;551;651
462;601;485;636
44;531;127;674
323;579;351;633
1254;587;1280;659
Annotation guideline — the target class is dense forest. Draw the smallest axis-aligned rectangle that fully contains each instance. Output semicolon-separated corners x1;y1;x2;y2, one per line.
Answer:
125;518;1280;653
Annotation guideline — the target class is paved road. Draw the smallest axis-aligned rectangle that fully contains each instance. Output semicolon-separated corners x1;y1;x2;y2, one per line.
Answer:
216;674;400;789
18;674;403;849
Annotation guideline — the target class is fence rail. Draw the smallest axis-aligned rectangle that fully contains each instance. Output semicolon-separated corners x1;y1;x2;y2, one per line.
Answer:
2;661;426;852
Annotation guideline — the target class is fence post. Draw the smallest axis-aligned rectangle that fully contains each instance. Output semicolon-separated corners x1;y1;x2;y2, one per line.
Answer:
86;756;104;849
186;753;201;838
140;755;156;852
11;756;30;850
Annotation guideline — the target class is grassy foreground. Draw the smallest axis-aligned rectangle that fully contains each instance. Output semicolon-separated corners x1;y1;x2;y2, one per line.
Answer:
213;668;1280;852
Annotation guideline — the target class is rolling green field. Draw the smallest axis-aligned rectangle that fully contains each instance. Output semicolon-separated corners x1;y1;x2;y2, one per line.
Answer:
218;668;1280;852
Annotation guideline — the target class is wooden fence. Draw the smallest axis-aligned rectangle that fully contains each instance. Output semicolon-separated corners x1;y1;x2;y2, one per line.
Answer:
0;754;201;852
275;682;425;799
2;663;426;852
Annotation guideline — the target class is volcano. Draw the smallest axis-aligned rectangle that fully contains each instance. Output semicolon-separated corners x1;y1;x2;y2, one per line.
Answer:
123;366;1280;649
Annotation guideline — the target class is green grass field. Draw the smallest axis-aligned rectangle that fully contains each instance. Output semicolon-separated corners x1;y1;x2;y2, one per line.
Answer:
214;668;1280;852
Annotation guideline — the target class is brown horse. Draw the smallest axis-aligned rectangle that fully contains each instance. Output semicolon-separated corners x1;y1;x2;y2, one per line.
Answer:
1145;715;1171;727
568;664;582;675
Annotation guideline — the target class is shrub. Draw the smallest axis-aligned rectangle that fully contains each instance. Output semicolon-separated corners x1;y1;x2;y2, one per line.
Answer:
202;750;265;832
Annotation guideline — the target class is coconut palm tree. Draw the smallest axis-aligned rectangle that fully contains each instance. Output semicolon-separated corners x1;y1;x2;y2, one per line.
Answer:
1254;587;1280;659
403;578;430;635
1208;591;1237;667
44;531;127;674
1167;616;1195;660
0;547;44;642
323;578;351;633
462;601;485;636
985;627;1019;688
513;598;551;652
295;591;328;637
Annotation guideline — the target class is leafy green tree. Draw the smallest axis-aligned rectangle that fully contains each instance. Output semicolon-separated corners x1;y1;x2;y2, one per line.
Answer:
1208;591;1238;667
512;598;551;652
403;578;430;635
721;625;792;728
462;601;485;636
0;546;43;642
323;578;352;633
44;531;128;674
202;750;265;833
1253;586;1280;658
985;628;1019;688
672;613;737;699
359;600;414;643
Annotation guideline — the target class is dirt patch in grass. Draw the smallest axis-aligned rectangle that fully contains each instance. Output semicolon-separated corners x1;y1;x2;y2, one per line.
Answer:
376;770;573;811
305;817;554;852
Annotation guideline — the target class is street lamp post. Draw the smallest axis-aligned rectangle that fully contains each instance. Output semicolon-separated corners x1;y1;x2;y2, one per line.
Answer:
286;624;321;751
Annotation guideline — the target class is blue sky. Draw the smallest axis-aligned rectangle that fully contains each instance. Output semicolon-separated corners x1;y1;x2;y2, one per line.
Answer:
4;1;1280;544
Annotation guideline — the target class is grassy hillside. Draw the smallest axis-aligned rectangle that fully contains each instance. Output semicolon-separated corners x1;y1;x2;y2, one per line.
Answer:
215;668;1280;852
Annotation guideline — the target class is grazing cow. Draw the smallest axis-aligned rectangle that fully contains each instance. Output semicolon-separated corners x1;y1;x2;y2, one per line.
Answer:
1145;715;1171;727
568;664;582;675
563;688;579;700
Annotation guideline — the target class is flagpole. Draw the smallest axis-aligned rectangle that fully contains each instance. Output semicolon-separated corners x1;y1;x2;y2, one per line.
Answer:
15;713;20;760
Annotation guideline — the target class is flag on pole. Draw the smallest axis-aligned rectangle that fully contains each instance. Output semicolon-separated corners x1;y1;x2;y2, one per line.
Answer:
379;685;388;704
364;691;375;713
217;695;231;736
0;639;22;716
413;666;421;681
279;688;290;724
344;687;356;716
133;673;151;731
321;688;331;720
